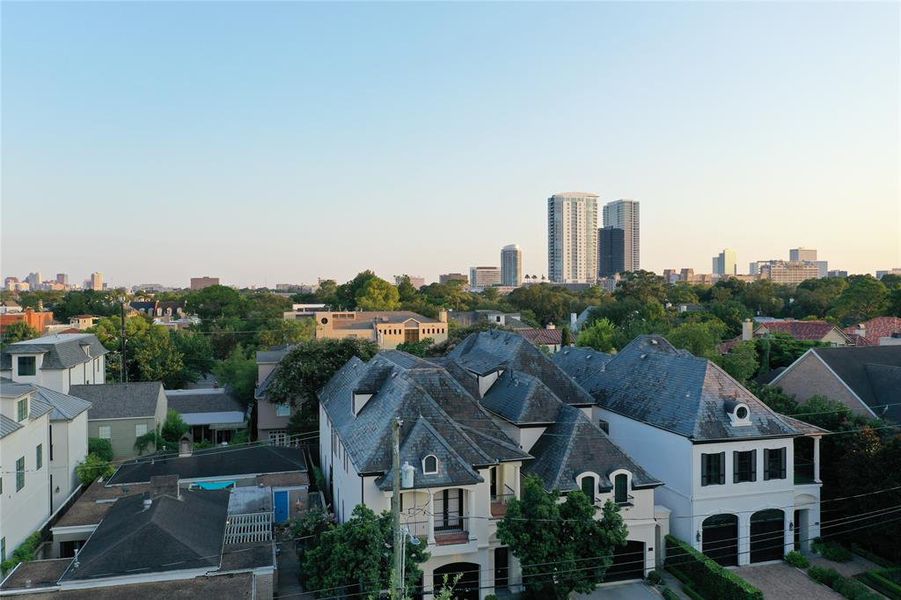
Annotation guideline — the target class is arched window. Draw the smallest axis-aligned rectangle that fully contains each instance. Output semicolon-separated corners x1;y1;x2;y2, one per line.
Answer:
580;475;596;500
423;455;438;474
614;473;629;504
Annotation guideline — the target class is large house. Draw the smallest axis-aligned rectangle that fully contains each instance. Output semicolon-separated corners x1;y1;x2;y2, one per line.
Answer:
254;345;294;444
1;334;107;394
319;332;671;599
69;382;168;459
555;336;825;567
770;345;901;423
753;319;852;346
314;310;449;349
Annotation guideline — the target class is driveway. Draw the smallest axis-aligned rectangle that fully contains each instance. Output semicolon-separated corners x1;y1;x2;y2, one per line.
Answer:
733;562;843;599
573;581;661;599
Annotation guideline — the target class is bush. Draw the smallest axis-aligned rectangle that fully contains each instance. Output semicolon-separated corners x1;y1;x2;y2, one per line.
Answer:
813;539;853;562
0;531;42;574
785;551;810;569
664;535;763;600
647;569;663;584
833;577;882;600
661;587;680;600
856;570;901;600
88;437;114;462
75;453;115;486
809;565;842;587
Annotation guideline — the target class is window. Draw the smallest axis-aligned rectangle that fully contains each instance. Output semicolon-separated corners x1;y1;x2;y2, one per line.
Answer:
598;419;609;434
580;475;596;500
36;444;42;470
614;474;629;504
17;398;28;422
269;431;288;445
17;356;36;376
733;450;757;483
98;425;111;440
764;448;787;480
135;423;148;437
15;457;25;492
701;452;725;486
1;537;5;564
276;403;291;417
423;455;438;474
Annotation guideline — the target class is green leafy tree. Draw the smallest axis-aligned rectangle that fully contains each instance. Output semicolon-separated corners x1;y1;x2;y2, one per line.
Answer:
716;340;758;383
498;475;628;599
1;321;39;345
302;505;429;598
756;332;823;370
395;275;421;302
186;285;245;321
560;325;573;346
76;453;116;486
131;326;187;388
666;319;727;359
256;318;315;348
160;410;189;445
355;277;401;311
615;270;667;305
829;275;889;325
213;345;259;406
336;271;378;308
395;337;435;357
314;279;339;306
171;330;215;381
577;318;618;352
88;438;114;462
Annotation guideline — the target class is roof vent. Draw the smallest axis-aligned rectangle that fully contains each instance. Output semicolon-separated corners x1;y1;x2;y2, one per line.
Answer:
650;339;658;345
143;496;153;510
640;354;647;359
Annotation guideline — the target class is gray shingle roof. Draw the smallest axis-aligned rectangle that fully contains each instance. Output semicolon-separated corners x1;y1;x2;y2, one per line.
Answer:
255;345;293;365
0;378;35;399
0;334;108;370
59;489;230;581
0;413;23;439
480;370;561;425
808;346;901;422
524;404;661;493
165;389;243;414
34;386;92;421
69;382;164;420
319;352;530;487
556;336;802;441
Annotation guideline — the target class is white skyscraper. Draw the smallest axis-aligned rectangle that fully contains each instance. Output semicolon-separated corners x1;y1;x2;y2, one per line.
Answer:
547;192;598;284
712;248;737;276
500;244;523;287
602;199;640;272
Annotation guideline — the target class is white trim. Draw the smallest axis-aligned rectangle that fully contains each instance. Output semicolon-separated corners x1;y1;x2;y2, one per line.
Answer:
422;455;438;475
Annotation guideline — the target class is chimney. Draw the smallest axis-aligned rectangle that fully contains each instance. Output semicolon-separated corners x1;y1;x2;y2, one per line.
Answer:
741;319;753;341
570;312;577;331
438;308;448;323
178;433;193;457
546;323;556;330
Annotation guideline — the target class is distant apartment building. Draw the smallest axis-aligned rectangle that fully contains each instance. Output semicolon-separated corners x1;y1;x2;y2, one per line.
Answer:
190;276;220;290
500;245;523;287
789;247;817;262
314;309;448;350
394;275;426;289
758;261;820;285
55;273;68;286
602;199;639;271
828;270;849;278
877;268;901;279
89;272;104;292
438;272;468;286
547;192;598;284
598;226;625;277
469;266;502;291
712;249;737;276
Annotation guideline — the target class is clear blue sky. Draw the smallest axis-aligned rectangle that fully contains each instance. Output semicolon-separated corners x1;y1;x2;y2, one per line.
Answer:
2;1;898;287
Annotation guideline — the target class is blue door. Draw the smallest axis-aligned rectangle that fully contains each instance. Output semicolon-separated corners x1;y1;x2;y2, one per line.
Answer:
274;491;289;523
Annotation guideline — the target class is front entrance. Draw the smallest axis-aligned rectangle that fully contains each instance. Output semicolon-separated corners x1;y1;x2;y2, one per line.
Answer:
494;547;509;590
750;509;785;563
433;562;479;600
702;514;739;566
404;329;420;344
607;540;645;581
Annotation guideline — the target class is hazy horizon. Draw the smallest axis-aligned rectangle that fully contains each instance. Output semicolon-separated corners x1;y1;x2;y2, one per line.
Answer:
2;2;899;288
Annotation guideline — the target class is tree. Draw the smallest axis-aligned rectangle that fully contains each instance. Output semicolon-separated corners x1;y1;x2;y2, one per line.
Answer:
76;453;115;486
1;321;39;344
666;319;727;359
256;318;315;348
395;337;435;357
716;340;758;383
186;285;245;321
355;277;401;311
171;330;215;381
131;326;187;388
560;325;573;346
267;338;379;431
498;475;628;599
160;410;189;446
577;318;618;353
395;275;420;302
302;505;429;598
213;345;259;406
314;279;339;306
829;275;889;325
88;438;114;462
614;270;667;305
336;271;378;308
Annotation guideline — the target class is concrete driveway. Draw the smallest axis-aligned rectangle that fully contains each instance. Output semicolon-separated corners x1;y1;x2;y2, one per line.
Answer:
573;581;661;599
733;562;844;599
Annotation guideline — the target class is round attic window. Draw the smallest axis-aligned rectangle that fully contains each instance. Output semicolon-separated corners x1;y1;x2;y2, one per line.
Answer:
736;406;749;420
320;317;329;325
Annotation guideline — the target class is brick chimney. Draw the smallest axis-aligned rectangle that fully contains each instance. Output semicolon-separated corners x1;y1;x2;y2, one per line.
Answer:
742;319;754;341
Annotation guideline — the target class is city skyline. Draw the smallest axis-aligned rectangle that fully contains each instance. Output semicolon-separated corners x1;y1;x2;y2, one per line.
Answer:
2;2;898;287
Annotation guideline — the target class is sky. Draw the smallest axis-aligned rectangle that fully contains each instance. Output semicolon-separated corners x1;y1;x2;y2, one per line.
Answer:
2;1;899;288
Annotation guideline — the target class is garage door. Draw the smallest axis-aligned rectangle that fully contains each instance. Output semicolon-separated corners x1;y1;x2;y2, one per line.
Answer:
702;514;739;567
606;540;645;581
750;509;785;563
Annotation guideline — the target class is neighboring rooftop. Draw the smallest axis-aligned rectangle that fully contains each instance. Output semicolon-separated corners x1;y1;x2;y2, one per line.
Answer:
33;386;92;421
320;310;440;330
0;559;72;591
518;327;563;347
755;320;850;342
53;480;152;528
843;317;901;346
0;572;254;599
803;346;901;422
0;333;108;370
164;388;245;425
69;382;163;420
107;444;307;485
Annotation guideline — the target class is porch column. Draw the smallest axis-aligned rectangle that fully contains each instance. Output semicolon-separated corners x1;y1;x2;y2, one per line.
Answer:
785;510;795;557
813;437;821;483
427;492;436;544
467;487;476;540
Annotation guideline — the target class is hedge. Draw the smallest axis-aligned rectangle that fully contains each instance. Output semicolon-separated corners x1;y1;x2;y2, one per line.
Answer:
809;565;842;587
813;539;853;562
0;531;42;575
664;535;763;600
832;577;882;600
661;587;680;600
856;569;901;600
682;585;706;600
785;550;810;569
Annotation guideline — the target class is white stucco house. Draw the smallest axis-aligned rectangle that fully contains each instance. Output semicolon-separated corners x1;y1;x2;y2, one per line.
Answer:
1;333;107;394
555;335;825;567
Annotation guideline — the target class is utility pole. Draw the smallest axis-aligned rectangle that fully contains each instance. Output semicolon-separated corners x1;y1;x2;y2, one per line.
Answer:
391;417;404;600
120;299;127;383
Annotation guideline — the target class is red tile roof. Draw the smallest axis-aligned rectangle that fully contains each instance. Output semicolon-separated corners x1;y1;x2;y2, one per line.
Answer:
519;328;563;347
843;317;901;346
756;320;846;342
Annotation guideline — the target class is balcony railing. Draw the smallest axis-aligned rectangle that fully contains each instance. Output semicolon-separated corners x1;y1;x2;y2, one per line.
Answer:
491;485;516;517
434;514;469;545
795;459;816;484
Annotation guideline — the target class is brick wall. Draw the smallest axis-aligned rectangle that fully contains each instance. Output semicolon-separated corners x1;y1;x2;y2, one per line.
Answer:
774;352;873;417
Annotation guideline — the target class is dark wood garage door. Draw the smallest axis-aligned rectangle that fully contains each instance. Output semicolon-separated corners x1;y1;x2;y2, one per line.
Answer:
751;509;785;563
606;540;645;581
702;514;739;566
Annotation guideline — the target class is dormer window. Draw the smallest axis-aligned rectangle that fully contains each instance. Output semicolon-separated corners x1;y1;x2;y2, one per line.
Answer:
580;475;597;501
724;400;751;427
17;356;36;377
614;473;629;504
422;455;438;475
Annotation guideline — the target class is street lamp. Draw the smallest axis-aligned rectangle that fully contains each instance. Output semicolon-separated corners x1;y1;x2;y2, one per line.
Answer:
400;526;420;598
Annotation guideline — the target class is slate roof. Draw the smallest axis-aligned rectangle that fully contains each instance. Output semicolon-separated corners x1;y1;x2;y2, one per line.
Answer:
808;346;901;422
256;345;293;365
34;386;92;421
0;379;34;398
165;389;244;414
555;336;803;442
756;320;849;343
525;404;661;493
59;489;230;581
0;334;108;370
107;445;306;484
69;382;163;420
552;347;615;386
319;351;529;490
448;330;595;406
480;370;561;425
1;572;254;599
0;413;23;439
